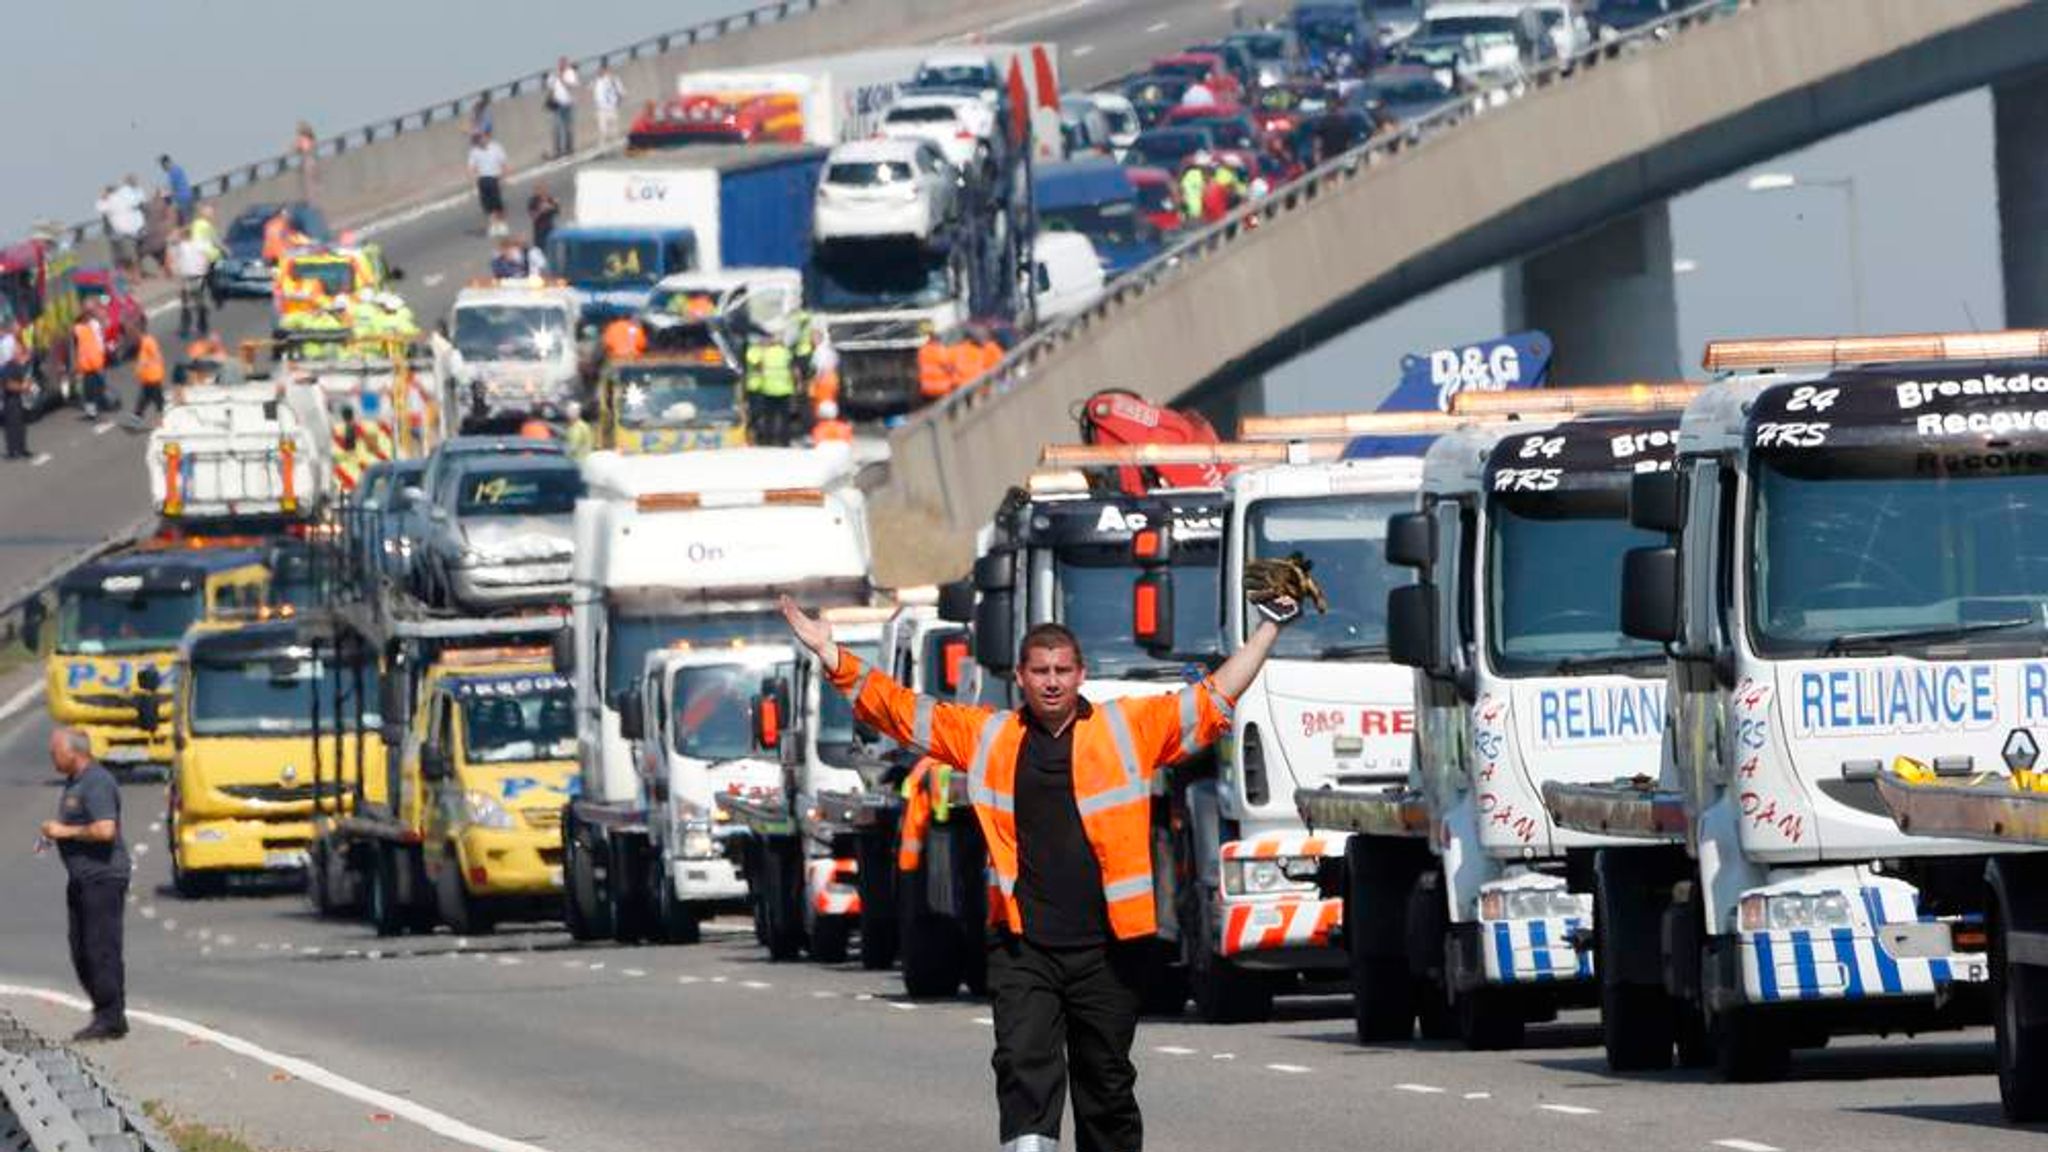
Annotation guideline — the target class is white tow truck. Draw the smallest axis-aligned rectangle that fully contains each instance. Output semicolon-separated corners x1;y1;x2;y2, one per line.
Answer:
445;280;582;431
1299;387;1695;1050
1549;336;2026;1081
147;382;333;527
557;445;873;943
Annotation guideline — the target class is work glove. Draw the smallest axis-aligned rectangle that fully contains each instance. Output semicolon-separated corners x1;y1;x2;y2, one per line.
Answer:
1243;552;1326;627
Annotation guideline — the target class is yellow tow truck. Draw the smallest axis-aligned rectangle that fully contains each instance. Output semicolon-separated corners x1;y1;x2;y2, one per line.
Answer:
595;349;749;453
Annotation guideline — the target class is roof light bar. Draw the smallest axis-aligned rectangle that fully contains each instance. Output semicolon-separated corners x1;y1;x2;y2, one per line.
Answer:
635;487;825;512
1238;411;1469;442
1702;330;2048;373
1450;383;1700;416
435;645;551;668
892;585;940;607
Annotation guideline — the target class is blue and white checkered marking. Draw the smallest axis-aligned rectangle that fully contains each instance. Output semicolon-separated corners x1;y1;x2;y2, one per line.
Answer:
1739;885;1987;1003
1480;916;1595;985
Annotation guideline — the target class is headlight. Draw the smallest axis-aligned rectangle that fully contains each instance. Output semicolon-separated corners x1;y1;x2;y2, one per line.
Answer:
464;789;516;830
1739;892;1854;933
1479;885;1591;922
671;798;717;857
1222;858;1317;897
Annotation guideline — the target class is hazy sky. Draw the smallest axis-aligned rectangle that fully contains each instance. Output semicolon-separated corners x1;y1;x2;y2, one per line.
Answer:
1265;88;2003;409
0;0;757;235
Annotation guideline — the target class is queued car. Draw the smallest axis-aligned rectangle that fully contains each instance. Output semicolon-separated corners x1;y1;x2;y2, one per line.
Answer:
1125;125;1220;173
1086;92;1143;155
1223;27;1301;88
1121;74;1193;129
1406;4;1538;86
68;267;145;360
879;93;997;173
1184;40;1261;95
349;459;428;586
1060;96;1116;158
1159;105;1264;152
1125;166;1185;236
399;436;567;599
417;454;583;614
1149;52;1244;104
813;139;958;244
1032;160;1164;280
907;50;1004;102
1347;64;1460;127
210;201;329;300
1249;80;1336;138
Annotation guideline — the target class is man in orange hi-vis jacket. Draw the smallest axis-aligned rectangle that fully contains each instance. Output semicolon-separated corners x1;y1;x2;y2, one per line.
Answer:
779;590;1295;1152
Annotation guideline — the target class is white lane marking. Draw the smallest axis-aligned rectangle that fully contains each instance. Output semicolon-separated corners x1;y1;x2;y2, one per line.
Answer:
1073;44;1096;58
1144;20;1171;33
741;980;770;990
1540;1104;1599;1116
973;0;1095;36
677;975;702;985
1395;1083;1445;1094
132;843;149;857
1219;0;1242;8
853;991;872;1000
971;1015;993;1025
200;946;212;956
586;962;605;971
1266;1063;1311;1074
0;681;45;727
93;422;114;435
1713;1142;1783;1152
711;976;730;985
161;918;177;931
1463;1092;1492;1100
496;957;522;966
0;982;556;1152
888;1001;917;1011
148;821;162;833
811;990;837;999
300;946;320;955
215;933;234;946
1153;1045;1197;1056
622;968;647;978
421;273;446;287
30;453;50;467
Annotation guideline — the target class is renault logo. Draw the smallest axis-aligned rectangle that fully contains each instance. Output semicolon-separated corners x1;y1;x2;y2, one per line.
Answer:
281;764;299;785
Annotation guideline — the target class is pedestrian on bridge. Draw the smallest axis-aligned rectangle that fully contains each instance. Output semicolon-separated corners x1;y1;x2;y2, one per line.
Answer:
469;131;510;239
169;227;212;338
1;321;30;460
547;57;581;159
40;728;130;1042
778;586;1299;1152
593;64;626;146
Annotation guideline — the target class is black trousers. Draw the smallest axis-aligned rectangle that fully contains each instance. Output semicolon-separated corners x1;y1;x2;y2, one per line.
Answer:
82;371;108;415
2;389;25;457
133;384;164;419
987;934;1144;1152
66;876;127;1028
178;276;210;337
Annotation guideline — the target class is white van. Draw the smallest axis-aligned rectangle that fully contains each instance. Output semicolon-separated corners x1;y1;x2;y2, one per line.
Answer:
1030;232;1106;323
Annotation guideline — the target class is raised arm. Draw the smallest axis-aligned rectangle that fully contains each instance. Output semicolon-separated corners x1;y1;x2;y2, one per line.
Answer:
1124;598;1295;770
779;596;994;770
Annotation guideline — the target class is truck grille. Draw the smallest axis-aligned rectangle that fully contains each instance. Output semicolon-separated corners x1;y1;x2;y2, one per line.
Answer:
827;319;928;348
521;807;563;832
219;781;346;803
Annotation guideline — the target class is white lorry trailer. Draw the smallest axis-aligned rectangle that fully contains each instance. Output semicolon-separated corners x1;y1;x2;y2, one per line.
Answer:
557;445;873;942
1551;335;2026;1081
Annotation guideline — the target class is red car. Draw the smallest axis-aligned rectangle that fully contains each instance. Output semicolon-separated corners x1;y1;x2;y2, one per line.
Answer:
627;92;805;149
68;267;145;361
1124;167;1184;235
1150;53;1242;105
1158;104;1265;153
1249;81;1336;138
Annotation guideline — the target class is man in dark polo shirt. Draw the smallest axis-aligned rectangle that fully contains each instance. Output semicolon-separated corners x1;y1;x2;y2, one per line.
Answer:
39;727;130;1041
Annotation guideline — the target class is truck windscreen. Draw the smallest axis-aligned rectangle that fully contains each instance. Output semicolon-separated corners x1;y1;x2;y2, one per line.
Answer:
605;611;787;701
671;661;793;761
817;643;882;763
188;656;381;737
453;305;569;362
555;238;660;287
808;251;951;311
1487;489;1664;676
1058;551;1221;677
1750;454;2048;656
458;678;576;764
1247;494;1408;658
615;368;741;429
58;587;203;655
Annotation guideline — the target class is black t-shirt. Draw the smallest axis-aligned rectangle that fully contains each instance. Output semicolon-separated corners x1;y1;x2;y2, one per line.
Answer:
57;763;129;883
1013;700;1110;947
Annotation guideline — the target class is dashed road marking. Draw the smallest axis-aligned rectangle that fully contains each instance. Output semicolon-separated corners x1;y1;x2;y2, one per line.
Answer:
93;421;114;435
561;960;580;969
812;990;837;999
1713;1142;1782;1152
1463;1092;1492;1100
622;968;647;978
711;976;730;985
1073;44;1095;57
677;975;702;985
1209;1053;1235;1061
1265;1063;1311;1074
1153;1045;1197;1056
0;982;556;1151
853;991;872;1000
148;821;162;833
0;681;45;726
1396;1083;1445;1095
161;918;177;931
139;906;156;920
888;1001;917;1011
496;957;522;966
741;980;771;990
30;453;50;467
300;946;321;955
971;1015;993;1025
132;843;149;856
1144;20;1171;33
366;950;384;960
1540;1104;1599;1116
586;962;605;971
215;934;235;946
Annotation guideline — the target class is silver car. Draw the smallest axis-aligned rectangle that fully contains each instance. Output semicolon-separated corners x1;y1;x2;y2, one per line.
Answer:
419;455;582;613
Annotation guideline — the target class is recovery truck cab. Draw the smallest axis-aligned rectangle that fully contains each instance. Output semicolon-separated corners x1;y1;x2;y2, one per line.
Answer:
169;612;385;897
1564;335;2032;1081
549;224;697;334
446;280;582;432
596;350;748;454
32;547;270;776
1306;387;1694;1050
559;446;872;944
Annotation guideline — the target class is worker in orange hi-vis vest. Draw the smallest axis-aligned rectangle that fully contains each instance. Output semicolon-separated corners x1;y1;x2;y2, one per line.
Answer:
778;587;1297;1152
131;332;167;422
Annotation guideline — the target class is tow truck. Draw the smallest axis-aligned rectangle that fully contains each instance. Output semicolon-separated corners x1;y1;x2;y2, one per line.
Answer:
1299;385;1696;1049
446;279;582;432
1548;335;2027;1081
595;349;748;453
558;447;873;944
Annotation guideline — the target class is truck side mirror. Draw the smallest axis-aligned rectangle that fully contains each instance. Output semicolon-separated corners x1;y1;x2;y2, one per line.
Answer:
19;598;44;650
1629;471;1684;534
974;590;1016;675
1385;583;1440;670
1134;570;1175;653
551;628;576;676
137;666;161;693
937;634;971;696
1385;511;1434;570
614;685;645;742
937;579;976;624
1132;526;1172;567
420;744;451;780
972;549;1014;592
754;676;790;751
1620;545;1680;644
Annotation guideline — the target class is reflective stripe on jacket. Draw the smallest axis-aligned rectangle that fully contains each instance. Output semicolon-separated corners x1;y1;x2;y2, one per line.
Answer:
828;651;1235;940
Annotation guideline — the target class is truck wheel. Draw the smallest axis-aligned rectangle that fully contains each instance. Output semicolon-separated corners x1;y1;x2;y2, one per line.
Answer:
900;887;965;998
1189;897;1274;1024
1456;987;1525;1051
810;914;852;965
369;844;406;938
1992;872;2048;1121
609;840;651;944
652;857;702;946
1345;837;1421;1042
305;842;334;918
438;845;495;935
562;820;609;942
1597;866;1675;1071
761;839;806;962
1710;1004;1791;1082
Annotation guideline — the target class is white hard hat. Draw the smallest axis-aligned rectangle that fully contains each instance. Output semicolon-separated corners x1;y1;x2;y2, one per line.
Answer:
818;400;840;420
1193;150;1214;166
564;400;582;419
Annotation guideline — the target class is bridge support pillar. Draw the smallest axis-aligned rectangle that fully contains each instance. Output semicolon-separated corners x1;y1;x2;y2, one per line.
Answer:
1502;204;1681;383
1190;375;1268;437
1996;67;2048;327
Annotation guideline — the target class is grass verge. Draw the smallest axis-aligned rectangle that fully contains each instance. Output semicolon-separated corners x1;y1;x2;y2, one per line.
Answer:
143;1101;272;1152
